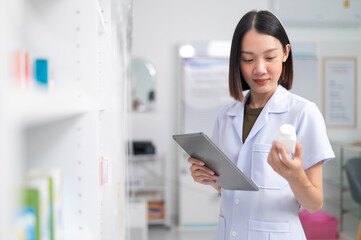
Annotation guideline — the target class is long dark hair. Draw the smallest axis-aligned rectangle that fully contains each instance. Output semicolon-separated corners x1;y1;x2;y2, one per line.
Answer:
229;10;293;101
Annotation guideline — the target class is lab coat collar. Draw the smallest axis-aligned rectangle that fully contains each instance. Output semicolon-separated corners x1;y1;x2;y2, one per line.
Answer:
226;85;290;116
227;85;290;143
267;85;290;113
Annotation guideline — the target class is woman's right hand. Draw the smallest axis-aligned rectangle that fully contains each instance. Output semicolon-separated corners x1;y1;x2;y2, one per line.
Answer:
188;157;221;192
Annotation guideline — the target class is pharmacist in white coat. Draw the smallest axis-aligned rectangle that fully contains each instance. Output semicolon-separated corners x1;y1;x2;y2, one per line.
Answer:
188;10;335;240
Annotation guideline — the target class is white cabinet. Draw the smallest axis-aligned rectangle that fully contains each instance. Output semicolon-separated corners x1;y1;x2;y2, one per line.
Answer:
129;154;170;227
0;0;131;239
128;201;148;240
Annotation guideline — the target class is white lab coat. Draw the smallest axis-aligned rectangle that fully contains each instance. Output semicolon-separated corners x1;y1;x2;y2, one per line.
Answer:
212;85;335;240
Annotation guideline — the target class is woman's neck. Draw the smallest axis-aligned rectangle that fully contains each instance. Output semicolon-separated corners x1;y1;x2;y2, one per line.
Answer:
247;88;276;108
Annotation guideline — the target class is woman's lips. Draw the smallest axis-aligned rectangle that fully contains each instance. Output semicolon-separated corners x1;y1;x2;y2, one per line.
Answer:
253;79;268;85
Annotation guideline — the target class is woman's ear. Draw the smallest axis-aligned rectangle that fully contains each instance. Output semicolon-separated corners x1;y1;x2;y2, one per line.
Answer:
283;44;291;62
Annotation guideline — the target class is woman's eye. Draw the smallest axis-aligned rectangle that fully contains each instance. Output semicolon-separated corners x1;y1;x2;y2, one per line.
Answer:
266;57;276;61
242;59;253;63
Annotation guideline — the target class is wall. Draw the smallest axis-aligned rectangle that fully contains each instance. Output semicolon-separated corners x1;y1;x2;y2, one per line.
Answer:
131;0;361;222
287;28;361;142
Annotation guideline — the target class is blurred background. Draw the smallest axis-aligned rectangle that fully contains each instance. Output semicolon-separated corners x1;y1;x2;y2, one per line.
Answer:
1;0;361;240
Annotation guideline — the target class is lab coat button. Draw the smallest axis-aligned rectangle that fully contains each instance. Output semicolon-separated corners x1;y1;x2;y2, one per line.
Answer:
234;199;239;204
232;231;237;236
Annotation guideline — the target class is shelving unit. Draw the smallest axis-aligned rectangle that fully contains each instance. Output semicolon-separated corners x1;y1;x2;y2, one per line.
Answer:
0;0;131;239
323;142;361;239
129;154;170;228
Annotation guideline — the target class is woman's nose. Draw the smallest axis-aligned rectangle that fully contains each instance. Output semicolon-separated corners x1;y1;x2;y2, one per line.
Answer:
253;60;267;75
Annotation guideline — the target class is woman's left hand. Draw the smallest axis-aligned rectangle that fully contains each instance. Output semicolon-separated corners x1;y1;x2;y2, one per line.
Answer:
267;140;324;213
267;140;304;182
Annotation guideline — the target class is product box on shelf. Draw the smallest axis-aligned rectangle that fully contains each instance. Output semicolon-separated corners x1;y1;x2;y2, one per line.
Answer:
147;201;165;220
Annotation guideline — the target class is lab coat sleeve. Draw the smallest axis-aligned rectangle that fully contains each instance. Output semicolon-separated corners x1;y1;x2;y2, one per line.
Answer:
296;102;335;170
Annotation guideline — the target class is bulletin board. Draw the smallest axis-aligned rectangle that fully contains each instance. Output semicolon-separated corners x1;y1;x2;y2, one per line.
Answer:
181;57;233;136
323;57;357;128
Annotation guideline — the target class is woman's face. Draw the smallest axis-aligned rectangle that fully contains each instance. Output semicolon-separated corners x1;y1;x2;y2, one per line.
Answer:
240;29;290;98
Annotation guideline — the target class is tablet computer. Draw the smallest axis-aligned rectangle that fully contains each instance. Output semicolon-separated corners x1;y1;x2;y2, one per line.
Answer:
173;132;258;191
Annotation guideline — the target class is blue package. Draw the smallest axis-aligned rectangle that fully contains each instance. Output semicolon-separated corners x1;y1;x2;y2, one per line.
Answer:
35;59;48;85
16;207;37;240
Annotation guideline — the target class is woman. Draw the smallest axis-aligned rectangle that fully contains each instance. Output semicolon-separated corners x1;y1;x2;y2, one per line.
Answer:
188;10;334;240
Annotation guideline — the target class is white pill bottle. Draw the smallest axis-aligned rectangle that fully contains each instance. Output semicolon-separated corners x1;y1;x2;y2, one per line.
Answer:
277;124;297;154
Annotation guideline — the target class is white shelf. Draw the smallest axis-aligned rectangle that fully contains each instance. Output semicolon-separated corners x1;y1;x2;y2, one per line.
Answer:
131;191;163;201
149;219;167;225
8;89;91;128
0;0;131;239
130;185;164;192
131;154;157;161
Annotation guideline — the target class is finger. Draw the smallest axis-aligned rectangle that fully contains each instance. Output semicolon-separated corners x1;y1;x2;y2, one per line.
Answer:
190;164;215;175
268;141;288;171
268;141;283;165
201;180;218;186
267;149;280;173
209;181;221;191
195;173;219;181
191;165;217;177
192;170;218;182
188;157;205;166
293;141;303;161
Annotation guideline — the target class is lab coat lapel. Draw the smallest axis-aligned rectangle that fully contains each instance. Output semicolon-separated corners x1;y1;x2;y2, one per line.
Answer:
244;104;269;143
244;85;290;143
227;91;249;143
232;104;245;143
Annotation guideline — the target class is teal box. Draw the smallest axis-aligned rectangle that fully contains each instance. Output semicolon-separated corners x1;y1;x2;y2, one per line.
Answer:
35;59;48;85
